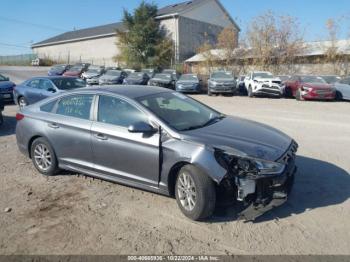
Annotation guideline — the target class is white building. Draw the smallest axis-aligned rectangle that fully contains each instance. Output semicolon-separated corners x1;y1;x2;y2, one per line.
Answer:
32;0;239;66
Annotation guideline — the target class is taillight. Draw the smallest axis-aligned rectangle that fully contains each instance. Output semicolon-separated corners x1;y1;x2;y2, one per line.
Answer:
16;113;24;121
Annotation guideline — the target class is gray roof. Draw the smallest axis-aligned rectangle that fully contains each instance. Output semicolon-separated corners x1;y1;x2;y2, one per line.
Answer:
32;0;238;48
157;0;203;16
32;22;124;47
82;85;172;99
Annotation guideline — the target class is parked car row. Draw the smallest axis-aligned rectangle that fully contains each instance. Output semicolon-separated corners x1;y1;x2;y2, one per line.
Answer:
45;63;350;102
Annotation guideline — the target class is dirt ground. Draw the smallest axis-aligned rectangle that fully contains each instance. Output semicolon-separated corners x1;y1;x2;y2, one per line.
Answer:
0;66;349;255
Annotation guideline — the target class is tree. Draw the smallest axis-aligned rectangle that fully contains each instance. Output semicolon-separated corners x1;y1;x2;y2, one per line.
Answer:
196;42;216;74
216;27;238;69
325;18;342;74
115;1;173;68
245;11;304;73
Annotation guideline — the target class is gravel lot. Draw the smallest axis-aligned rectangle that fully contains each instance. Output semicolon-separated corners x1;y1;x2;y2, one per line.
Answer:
0;66;349;255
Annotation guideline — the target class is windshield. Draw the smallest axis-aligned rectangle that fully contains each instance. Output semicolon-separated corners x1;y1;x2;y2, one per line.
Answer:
0;74;7;81
211;72;233;79
339;77;350;85
253;72;273;79
86;69;100;74
105;70;121;76
154;74;171;79
179;74;198;81
301;76;326;84
321;76;340;84
52;78;87;90
129;72;144;78
68;66;83;72
138;92;224;131
52;65;66;71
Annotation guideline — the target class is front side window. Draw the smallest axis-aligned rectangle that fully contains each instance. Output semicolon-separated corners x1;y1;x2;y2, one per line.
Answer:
56;95;93;120
27;79;41;88
138;92;223;131
98;95;147;128
39;79;56;91
52;78;86;90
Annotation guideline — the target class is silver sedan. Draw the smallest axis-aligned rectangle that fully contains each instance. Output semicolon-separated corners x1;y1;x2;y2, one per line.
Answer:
16;86;297;221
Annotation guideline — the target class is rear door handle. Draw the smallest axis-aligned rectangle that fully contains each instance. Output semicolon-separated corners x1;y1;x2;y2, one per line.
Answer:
94;133;108;141
48;123;59;129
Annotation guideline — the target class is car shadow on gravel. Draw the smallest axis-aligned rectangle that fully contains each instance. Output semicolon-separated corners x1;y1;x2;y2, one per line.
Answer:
0;114;16;137
210;155;350;223
253;155;350;223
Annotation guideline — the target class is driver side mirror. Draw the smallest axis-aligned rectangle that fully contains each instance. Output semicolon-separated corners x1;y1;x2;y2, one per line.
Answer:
48;87;56;93
128;121;158;134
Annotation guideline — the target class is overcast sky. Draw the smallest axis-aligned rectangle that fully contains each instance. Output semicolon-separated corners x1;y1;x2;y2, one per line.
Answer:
1;0;350;55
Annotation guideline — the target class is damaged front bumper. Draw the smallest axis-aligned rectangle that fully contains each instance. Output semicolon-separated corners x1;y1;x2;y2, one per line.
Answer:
238;164;296;221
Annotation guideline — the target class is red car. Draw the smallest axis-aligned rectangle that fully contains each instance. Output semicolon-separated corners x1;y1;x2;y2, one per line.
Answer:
62;63;90;77
285;75;336;101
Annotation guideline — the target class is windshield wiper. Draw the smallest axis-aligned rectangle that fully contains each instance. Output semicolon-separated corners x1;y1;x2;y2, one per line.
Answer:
181;114;225;131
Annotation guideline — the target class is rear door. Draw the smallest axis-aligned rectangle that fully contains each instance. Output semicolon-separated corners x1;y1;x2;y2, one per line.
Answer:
46;94;95;170
25;79;42;104
91;95;160;187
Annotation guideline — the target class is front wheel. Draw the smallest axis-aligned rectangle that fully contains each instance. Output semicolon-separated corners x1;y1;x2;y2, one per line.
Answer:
175;165;216;221
335;91;343;101
296;89;304;101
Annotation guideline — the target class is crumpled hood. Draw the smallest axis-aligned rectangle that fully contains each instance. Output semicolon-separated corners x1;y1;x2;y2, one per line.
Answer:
181;116;292;161
254;77;281;83
0;81;15;89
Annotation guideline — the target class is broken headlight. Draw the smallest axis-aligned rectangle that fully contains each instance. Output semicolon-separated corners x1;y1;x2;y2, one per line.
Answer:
215;149;285;178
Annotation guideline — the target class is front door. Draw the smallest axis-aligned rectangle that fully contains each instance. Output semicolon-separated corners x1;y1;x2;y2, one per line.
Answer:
91;95;160;187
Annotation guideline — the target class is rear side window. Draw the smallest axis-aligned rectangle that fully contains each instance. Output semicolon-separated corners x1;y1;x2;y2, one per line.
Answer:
98;95;147;128
56;95;93;120
40;100;57;113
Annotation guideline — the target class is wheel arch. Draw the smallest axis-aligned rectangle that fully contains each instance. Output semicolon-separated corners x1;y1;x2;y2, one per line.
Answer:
28;135;43;158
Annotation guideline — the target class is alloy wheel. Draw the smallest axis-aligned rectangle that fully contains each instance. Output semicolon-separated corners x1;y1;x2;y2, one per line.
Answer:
33;143;52;171
177;172;197;211
19;97;27;108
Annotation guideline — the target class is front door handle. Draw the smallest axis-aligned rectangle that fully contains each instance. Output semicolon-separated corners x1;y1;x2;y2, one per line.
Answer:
48;123;59;129
94;133;108;141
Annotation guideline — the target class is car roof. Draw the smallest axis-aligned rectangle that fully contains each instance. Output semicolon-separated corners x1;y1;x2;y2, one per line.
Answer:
73;85;172;99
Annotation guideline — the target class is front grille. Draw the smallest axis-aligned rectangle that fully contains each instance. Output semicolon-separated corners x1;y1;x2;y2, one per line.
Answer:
0;87;13;93
277;140;298;164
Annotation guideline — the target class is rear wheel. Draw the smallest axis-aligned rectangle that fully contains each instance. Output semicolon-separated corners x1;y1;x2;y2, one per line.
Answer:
175;165;216;221
30;137;59;176
207;89;212;96
18;97;27;108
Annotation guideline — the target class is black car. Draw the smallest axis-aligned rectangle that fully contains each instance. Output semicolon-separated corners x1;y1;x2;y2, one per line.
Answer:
148;73;176;89
123;72;150;85
0;95;4;125
0;74;16;103
48;64;71;76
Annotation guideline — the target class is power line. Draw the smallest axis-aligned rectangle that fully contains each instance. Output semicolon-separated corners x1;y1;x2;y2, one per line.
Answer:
0;42;30;49
0;16;66;32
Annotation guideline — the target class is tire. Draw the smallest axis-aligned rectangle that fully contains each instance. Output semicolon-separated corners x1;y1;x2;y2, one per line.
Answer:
30;137;59;176
248;86;254;97
296;89;304;101
335;91;343;101
175;165;216;221
284;87;292;98
0;112;3;126
207;88;212;96
18;96;28;108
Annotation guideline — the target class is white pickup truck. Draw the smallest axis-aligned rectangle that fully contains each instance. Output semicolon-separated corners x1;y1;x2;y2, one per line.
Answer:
244;71;284;97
